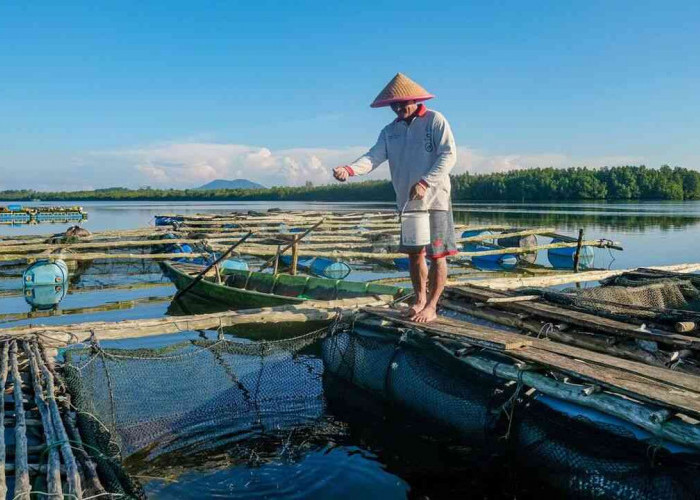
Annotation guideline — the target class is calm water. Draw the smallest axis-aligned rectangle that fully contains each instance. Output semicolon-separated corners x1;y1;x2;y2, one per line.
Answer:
3;199;699;268
2;200;700;499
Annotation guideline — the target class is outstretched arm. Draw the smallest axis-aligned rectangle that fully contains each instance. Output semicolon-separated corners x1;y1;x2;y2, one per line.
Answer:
333;130;387;182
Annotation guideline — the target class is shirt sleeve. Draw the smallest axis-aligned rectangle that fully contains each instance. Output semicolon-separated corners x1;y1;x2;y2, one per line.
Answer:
347;129;388;176
421;114;457;186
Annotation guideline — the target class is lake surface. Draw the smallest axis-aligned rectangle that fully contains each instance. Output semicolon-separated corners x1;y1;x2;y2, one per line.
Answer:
2;199;700;269
2;200;699;499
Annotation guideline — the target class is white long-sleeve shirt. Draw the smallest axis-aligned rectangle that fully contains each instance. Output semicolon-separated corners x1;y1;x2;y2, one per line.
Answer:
347;105;457;210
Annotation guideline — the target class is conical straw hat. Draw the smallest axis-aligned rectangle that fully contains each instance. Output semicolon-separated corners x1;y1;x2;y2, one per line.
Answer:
370;73;434;108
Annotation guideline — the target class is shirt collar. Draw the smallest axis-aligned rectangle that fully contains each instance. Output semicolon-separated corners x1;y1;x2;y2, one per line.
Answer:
395;103;428;123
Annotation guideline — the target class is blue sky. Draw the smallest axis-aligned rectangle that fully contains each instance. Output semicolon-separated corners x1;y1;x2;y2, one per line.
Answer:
1;1;698;190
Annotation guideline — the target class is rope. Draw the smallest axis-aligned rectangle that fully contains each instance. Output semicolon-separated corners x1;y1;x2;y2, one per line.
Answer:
498;367;528;441
537;322;554;340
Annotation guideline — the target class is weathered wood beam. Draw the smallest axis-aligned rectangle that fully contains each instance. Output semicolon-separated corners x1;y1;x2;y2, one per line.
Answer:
23;341;62;497
0;296;394;347
451;263;700;290
9;341;30;499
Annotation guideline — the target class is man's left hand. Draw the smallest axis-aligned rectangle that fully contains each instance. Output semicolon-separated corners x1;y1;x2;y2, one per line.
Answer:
410;182;428;200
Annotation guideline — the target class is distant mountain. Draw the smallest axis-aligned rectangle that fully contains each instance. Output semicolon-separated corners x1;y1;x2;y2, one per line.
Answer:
196;179;266;190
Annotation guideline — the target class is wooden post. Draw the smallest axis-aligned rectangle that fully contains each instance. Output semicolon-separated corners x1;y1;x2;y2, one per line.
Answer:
214;263;222;284
273;245;281;275
573;229;584;273
0;343;8;499
23;342;62;498
291;237;299;276
34;343;82;498
9;341;30;500
258;218;325;271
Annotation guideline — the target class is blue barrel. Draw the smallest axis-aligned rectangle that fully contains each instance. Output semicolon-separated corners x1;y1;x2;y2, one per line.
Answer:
547;238;594;270
155;216;184;226
469;245;518;271
461;230;494;252
308;257;351;279
279;256;352;279
462;231;517;270
220;259;249;272
24;284;67;310
23;259;69;286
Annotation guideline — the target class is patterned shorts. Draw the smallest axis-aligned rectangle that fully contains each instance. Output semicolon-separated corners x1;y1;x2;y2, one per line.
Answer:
399;210;459;259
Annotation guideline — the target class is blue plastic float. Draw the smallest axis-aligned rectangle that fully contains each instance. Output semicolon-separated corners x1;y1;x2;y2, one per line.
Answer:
279;256;352;279
461;230;518;270
23;259;69;286
219;259;249;272
547;238;594;270
24;284;68;310
155;216;184;226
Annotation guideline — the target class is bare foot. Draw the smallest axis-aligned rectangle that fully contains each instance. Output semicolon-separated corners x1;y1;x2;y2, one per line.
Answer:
406;299;426;317
411;305;438;323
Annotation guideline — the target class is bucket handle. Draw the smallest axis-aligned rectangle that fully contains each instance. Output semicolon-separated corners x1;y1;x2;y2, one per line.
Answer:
399;199;427;221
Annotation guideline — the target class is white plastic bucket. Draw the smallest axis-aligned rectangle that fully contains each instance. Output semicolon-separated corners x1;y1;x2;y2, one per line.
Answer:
400;201;431;247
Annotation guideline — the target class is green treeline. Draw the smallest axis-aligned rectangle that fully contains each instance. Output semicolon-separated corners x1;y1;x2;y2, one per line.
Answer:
2;166;699;202
452;165;700;201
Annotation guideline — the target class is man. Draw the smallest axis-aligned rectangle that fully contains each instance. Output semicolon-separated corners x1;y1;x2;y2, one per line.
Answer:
333;73;458;323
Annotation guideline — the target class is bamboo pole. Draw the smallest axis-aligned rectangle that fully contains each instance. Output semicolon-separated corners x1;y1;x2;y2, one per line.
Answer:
0;343;7;499
0;297;394;347
34;343;82;498
223;239;622;261
290;237;299;276
23;341;62;498
0;238;210;255
573;229;584;273
451;262;700;290
9;341;30;500
0;251;211;263
63;411;106;497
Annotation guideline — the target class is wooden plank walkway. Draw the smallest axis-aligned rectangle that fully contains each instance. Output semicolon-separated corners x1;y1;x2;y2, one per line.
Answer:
448;285;700;350
362;307;700;419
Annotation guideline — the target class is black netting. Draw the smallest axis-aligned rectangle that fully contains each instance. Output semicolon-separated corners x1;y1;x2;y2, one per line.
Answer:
512;399;700;499
322;329;503;442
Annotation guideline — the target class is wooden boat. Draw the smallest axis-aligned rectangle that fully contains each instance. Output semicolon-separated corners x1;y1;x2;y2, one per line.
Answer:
161;261;405;309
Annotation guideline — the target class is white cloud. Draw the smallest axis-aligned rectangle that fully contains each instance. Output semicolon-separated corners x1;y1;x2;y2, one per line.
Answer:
97;141;645;188
0;141;650;191
94;142;375;188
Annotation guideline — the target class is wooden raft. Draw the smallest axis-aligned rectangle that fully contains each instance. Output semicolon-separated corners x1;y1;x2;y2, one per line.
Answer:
0;339;110;499
362;307;700;420
448;284;700;351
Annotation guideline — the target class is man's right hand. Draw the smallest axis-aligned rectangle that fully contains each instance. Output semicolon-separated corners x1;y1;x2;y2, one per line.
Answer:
333;166;350;182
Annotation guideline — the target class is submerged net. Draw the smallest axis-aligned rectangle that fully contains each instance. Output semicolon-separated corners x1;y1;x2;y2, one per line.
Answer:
62;324;332;477
61;316;700;499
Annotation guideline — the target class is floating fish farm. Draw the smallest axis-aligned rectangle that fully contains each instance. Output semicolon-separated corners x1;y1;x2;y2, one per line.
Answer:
0;205;87;225
0;209;698;499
